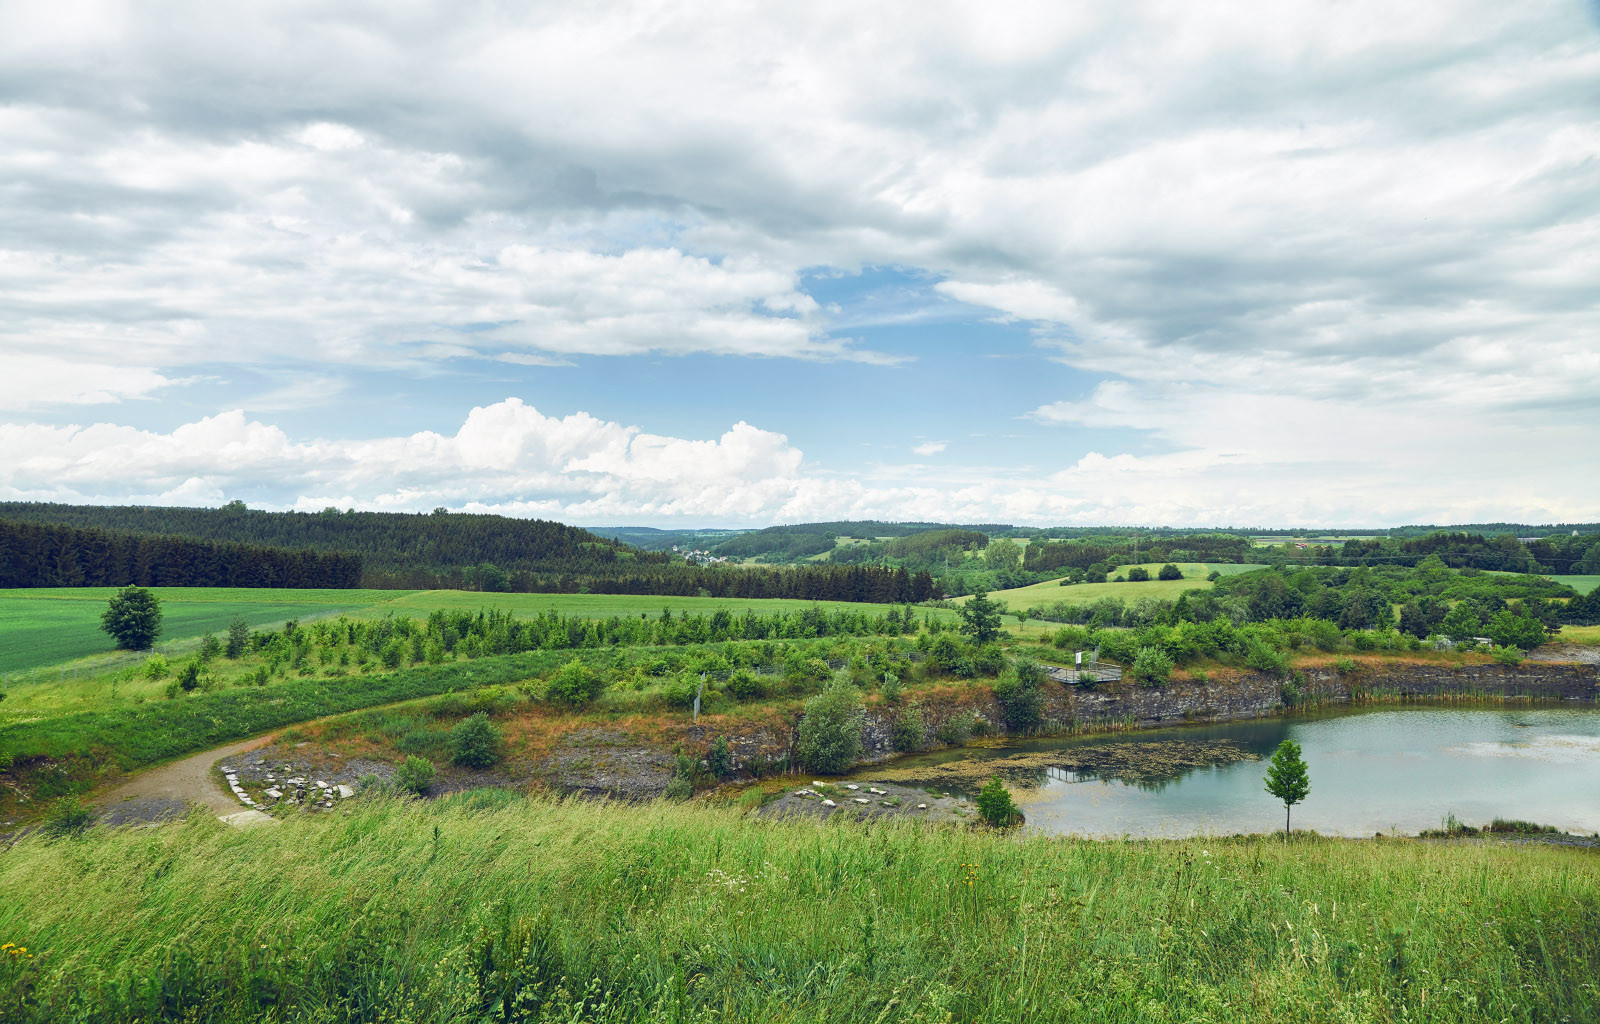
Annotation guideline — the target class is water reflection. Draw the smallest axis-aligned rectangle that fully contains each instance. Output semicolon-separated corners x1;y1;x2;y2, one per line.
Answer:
862;705;1600;838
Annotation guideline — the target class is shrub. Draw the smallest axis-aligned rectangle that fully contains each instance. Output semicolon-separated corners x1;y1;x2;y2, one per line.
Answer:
1127;567;1151;582
143;655;169;681
795;681;865;774
976;777;1020;828
1129;647;1174;686
1158;563;1183;581
664;775;694;801
1052;625;1093;651
1332;657;1357;675
707;735;733;780
936;711;976;746
1206;570;1221;582
879;672;902;705
43;796;96;835
176;660;203;693
661;674;700;710
450;713;503;769
991;664;1043;732
396;756;436;795
545;659;606;707
892;702;927;753
1490;645;1524;665
1244;641;1288;675
726;669;767;700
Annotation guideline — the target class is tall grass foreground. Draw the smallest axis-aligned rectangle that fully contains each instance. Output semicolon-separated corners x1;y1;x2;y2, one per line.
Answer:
0;793;1595;1023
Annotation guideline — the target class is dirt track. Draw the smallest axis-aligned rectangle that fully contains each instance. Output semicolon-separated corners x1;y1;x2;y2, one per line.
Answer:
97;734;277;821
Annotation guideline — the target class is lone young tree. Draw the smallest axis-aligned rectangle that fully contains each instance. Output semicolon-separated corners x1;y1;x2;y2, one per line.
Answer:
959;588;1006;645
1264;739;1311;837
225;614;251;659
100;584;163;651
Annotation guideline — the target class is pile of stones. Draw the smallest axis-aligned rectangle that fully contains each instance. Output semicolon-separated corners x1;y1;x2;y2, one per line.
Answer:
220;762;356;812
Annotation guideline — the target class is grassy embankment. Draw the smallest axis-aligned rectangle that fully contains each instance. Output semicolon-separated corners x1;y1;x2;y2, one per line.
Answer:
1;794;1596;1023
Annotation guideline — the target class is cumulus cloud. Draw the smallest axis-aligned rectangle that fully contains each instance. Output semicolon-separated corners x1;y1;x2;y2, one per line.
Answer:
6;398;1591;527
911;441;948;457
1;1;1597;520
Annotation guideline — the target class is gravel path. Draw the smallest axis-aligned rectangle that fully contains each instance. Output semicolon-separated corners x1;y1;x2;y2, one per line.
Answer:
96;734;279;822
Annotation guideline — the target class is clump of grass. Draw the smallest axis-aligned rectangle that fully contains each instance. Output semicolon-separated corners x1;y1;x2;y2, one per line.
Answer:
0;795;1596;1023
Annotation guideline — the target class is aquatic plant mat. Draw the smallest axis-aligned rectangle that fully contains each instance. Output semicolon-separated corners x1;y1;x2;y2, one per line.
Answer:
2;793;1596;1022
872;739;1261;788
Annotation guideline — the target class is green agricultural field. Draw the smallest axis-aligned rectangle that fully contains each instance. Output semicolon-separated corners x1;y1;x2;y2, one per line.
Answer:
1110;561;1267;579
0;587;405;676
1553;575;1600;595
377;589;959;622
972;576;1216;608
1;795;1594;1023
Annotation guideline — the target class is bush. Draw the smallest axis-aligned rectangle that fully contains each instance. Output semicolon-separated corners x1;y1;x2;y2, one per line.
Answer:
991;663;1044;732
1332;657;1357;674
545;659;606;707
1490;645;1524;665
879;672;902;704
1244;641;1288;675
726;669;767;700
176;660;203;693
795;681;865;774
43;796;96;835
143;655;169;681
450;713;503;769
707;735;733;780
396;756;436;795
664;775;694;801
1158;564;1183;581
976;776;1020;828
1129;647;1174;686
892;702;927;753
1127;567;1151;582
935;711;976;746
661;674;700;710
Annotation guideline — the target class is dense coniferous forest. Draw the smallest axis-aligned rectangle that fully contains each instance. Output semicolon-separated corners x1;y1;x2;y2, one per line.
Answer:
0;505;937;602
0;520;364;589
0;502;654;578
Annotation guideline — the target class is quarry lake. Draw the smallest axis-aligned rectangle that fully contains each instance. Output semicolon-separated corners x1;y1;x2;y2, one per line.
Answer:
873;705;1600;838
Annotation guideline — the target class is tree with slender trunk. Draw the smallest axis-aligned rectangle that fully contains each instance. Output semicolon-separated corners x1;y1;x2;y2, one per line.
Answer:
1264;738;1311;838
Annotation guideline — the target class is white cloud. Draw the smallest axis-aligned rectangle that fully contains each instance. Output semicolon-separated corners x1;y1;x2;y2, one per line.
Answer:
5;398;1592;527
911;441;948;457
0;2;1596;521
0;354;175;409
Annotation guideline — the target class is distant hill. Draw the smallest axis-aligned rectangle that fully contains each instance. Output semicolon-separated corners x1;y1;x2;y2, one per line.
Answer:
0;502;663;586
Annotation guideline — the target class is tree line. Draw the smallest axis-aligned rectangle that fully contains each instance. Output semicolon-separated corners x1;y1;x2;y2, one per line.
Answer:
0;501;662;577
0;520;363;590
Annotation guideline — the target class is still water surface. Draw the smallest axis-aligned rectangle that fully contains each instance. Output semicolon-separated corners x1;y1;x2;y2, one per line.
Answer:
891;705;1600;838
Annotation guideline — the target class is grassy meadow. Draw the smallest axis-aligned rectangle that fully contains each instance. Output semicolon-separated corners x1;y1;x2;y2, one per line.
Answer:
977;576;1211;608
1;794;1596;1023
1556;575;1600;595
0;587;407;675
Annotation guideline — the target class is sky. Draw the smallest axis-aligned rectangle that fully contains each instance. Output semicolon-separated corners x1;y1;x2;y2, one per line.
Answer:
2;0;1598;529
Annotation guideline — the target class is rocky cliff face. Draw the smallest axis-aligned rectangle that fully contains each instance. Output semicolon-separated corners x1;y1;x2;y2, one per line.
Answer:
844;660;1598;767
646;661;1598;794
